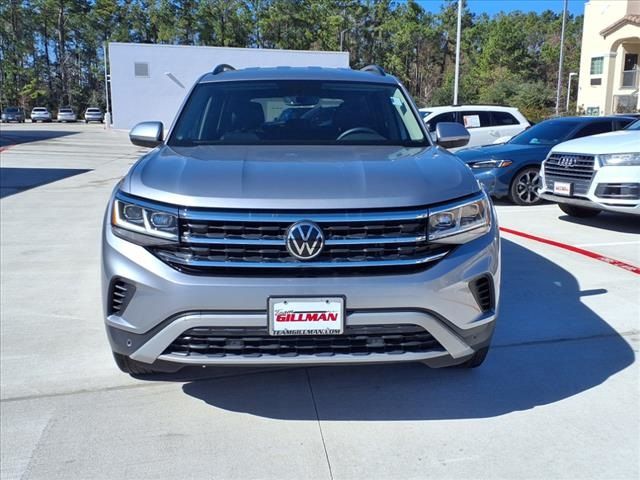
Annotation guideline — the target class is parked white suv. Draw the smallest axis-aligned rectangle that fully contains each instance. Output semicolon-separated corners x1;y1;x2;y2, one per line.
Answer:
539;119;640;217
419;105;530;151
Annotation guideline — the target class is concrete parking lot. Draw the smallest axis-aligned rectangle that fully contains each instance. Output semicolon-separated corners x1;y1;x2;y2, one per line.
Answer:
1;123;638;480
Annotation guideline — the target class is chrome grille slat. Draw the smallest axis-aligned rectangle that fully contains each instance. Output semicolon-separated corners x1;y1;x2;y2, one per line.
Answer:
155;249;449;269
180;208;429;223
181;234;427;246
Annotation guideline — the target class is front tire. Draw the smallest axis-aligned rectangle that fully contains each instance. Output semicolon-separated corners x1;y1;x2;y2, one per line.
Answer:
558;203;601;218
112;352;159;375
509;167;543;205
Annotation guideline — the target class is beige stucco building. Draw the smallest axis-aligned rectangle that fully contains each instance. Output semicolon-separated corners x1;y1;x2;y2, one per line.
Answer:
576;0;640;115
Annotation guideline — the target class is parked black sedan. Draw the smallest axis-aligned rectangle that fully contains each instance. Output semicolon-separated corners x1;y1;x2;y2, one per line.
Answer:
456;115;636;205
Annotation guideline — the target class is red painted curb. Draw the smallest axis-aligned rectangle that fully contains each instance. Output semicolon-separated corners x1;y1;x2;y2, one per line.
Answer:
500;226;640;275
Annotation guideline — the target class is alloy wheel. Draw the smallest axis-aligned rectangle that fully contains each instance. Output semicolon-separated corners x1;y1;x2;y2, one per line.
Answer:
513;168;542;205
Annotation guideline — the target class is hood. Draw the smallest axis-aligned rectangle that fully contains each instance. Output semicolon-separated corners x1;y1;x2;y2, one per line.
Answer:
455;143;550;163
124;145;479;209
551;130;640;155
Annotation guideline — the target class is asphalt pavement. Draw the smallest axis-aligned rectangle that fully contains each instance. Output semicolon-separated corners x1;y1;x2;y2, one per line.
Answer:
1;123;638;480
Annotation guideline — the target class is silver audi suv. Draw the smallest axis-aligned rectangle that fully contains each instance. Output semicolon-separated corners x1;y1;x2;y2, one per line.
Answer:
102;65;500;374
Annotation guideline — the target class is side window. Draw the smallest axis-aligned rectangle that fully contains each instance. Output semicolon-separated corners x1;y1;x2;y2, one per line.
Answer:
614;119;633;130
426;112;456;132
389;90;425;141
491;111;519;126
590;57;604;75
574;121;612;138
460;111;491;129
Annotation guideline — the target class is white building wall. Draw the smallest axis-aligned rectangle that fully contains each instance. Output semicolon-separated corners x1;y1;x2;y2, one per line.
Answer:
108;43;350;130
576;0;640;115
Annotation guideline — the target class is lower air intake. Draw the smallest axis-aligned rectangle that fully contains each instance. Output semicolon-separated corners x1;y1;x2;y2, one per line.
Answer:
108;279;136;315
470;275;494;312
164;324;444;358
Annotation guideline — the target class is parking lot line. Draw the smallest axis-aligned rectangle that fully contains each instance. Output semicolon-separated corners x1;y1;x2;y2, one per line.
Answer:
576;240;640;247
500;227;640;275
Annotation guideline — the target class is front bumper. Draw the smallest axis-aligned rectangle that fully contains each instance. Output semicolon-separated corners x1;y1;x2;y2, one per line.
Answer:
102;204;501;368
540;164;640;215
471;168;515;198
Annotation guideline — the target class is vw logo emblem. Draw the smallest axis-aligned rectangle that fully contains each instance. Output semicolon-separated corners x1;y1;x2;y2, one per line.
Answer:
558;156;576;168
286;221;325;260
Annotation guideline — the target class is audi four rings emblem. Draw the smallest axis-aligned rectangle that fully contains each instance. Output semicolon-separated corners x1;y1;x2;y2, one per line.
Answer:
286;221;325;260
558;156;576;167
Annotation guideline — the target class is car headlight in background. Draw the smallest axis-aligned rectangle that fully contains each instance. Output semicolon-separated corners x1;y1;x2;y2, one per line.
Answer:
428;193;492;244
111;192;178;245
599;153;640;166
470;159;513;169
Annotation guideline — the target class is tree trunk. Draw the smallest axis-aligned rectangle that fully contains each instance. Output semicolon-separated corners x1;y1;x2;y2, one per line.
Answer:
43;19;53;100
58;0;67;105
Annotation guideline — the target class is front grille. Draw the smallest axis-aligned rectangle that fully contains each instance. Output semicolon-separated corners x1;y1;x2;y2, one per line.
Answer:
470;275;493;312
544;154;596;195
108;279;135;315
151;207;452;273
164;324;444;358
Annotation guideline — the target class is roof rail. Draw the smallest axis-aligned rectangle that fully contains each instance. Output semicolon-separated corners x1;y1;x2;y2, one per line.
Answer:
212;64;235;75
360;65;385;76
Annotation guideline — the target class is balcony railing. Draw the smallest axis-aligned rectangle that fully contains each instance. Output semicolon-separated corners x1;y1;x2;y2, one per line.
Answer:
622;68;639;89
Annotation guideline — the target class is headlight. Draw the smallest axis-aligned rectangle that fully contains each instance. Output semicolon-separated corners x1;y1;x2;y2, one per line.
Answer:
428;193;492;243
470;159;512;169
599;153;640;166
111;192;179;245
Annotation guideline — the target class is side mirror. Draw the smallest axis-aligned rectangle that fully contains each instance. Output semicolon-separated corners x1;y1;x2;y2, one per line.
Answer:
435;122;470;149
129;121;163;148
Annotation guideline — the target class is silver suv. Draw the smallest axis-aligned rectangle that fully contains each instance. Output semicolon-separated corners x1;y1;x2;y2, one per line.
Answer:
102;65;500;375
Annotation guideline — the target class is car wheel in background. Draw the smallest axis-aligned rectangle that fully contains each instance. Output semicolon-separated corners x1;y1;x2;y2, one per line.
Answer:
509;166;543;205
558;203;601;218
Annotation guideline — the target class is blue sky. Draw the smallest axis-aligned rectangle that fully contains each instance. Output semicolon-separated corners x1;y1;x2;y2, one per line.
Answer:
414;0;585;16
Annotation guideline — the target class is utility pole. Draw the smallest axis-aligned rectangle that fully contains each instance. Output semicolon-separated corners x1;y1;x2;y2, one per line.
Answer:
453;0;462;105
555;0;568;116
340;29;349;51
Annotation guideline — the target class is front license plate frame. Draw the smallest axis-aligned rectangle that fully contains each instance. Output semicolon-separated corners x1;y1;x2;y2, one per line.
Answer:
268;296;345;336
553;181;573;196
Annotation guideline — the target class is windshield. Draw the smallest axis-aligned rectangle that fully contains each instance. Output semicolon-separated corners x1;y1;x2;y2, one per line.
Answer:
508;119;579;146
169;80;428;147
5;107;19;113
60;108;73;113
87;108;101;113
33;108;47;112
627;119;640;130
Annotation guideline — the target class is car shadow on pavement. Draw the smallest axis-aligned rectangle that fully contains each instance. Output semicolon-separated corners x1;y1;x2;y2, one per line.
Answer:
558;212;640;235
0;167;91;198
0;129;79;148
179;239;635;420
